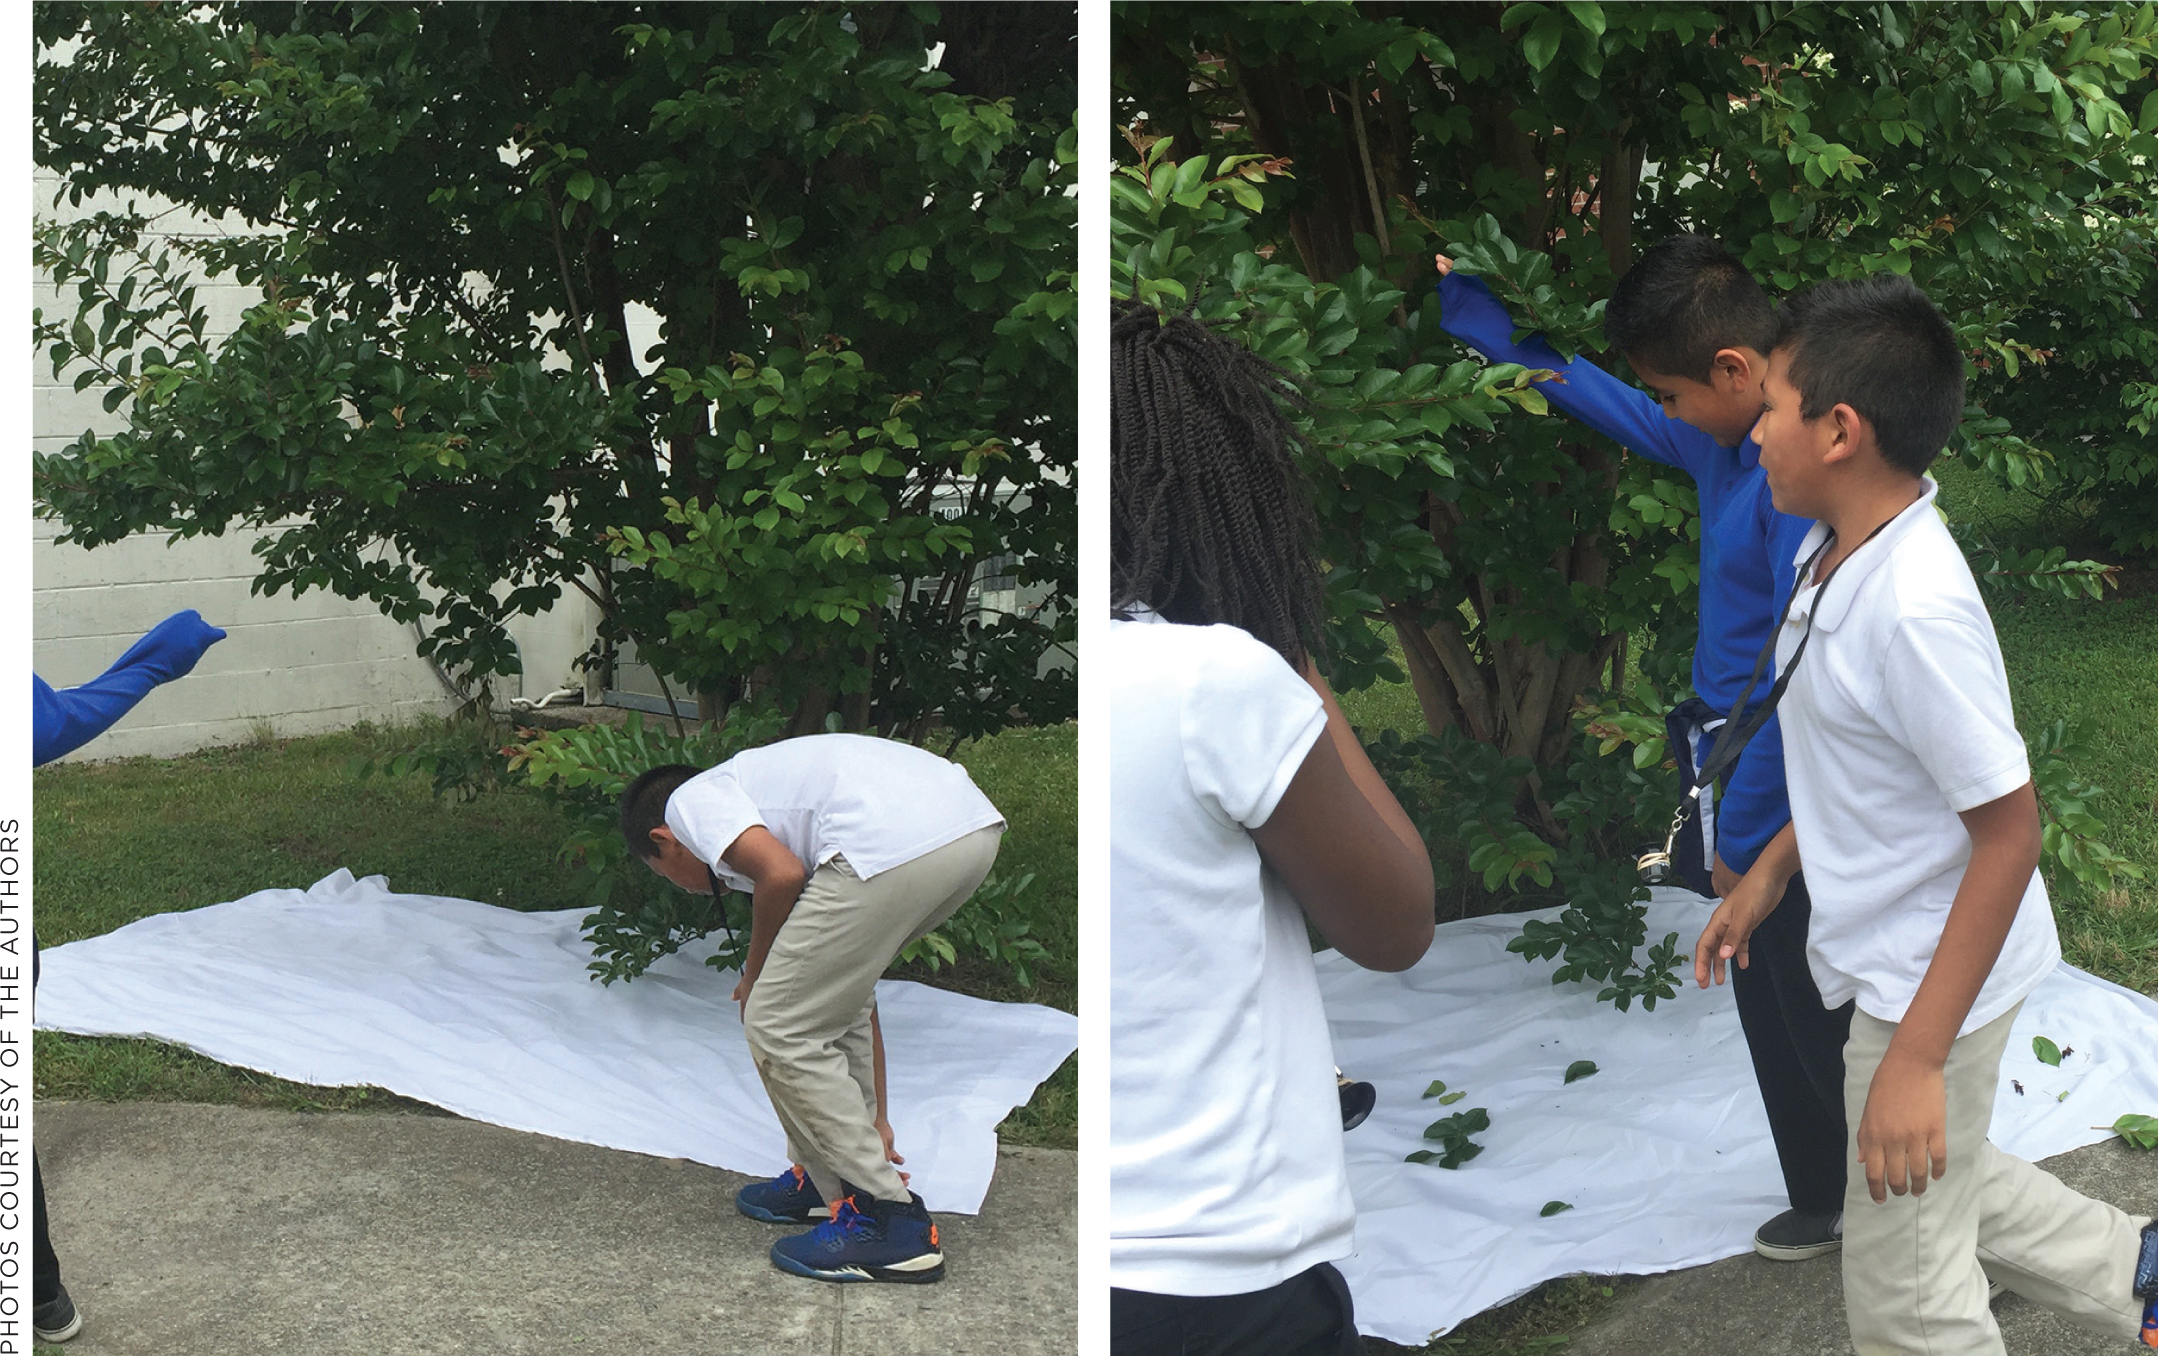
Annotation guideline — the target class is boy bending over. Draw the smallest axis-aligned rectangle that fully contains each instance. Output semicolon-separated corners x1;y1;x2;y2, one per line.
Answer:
1705;274;2158;1352
621;732;1005;1285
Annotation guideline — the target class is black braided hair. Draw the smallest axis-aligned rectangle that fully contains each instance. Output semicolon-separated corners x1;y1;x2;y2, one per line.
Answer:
1110;301;1328;669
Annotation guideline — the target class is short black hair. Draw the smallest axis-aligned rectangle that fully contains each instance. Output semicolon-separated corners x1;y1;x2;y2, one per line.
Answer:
620;763;701;859
1110;301;1326;669
1605;235;1777;382
1771;276;1965;476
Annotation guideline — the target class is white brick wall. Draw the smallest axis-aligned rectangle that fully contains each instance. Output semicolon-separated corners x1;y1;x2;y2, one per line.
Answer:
32;172;601;759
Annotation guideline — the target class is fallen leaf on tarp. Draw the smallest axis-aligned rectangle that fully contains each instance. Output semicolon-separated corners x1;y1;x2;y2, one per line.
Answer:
2033;1036;2063;1066
1564;1059;1599;1084
1419;1106;1491;1169
1540;1200;1574;1217
1422;1080;1447;1099
1438;1090;1466;1105
2098;1113;2158;1149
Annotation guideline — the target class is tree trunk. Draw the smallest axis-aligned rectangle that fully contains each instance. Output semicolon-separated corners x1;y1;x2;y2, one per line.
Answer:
1230;44;1367;283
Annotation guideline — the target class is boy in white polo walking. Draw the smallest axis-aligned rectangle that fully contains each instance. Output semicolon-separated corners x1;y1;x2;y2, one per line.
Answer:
621;732;1005;1284
1701;275;2158;1352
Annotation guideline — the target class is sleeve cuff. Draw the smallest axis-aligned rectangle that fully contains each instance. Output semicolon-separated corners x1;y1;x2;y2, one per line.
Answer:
1941;761;2032;814
1244;701;1329;831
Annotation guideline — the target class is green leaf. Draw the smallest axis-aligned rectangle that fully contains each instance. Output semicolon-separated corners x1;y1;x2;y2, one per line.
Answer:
1438;1090;1466;1105
1169;154;1209;202
566;169;595;202
1440;1141;1485;1168
1563;1;1605;38
1540;1200;1574;1216
2032;1036;2063;1067
1564;1059;1599;1084
2106;1113;2158;1149
1422;1080;1447;1098
1523;13;1566;71
1499;2;1546;31
1405;1149;1439;1164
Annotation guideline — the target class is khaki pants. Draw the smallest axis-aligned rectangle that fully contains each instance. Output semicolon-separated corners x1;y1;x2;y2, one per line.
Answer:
1841;1001;2150;1354
742;825;1003;1207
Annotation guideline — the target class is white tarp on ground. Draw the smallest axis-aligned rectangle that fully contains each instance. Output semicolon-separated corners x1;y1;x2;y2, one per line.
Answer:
35;870;1078;1216
1322;888;2158;1344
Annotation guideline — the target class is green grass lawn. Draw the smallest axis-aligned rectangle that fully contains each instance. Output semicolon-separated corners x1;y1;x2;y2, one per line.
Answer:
33;718;1077;1148
1933;461;2158;996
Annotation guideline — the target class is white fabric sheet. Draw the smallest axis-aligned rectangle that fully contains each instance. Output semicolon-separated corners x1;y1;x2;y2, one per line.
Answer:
35;870;1077;1216
1322;888;2158;1344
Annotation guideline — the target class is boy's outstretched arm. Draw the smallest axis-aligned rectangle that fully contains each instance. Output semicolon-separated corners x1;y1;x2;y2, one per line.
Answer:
33;609;227;765
1856;782;2039;1204
1435;265;1709;475
1695;820;1799;987
1250;659;1436;972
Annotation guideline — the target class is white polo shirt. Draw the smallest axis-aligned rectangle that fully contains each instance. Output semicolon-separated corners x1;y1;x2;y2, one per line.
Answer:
1776;480;2059;1035
664;733;1004;891
1109;612;1355;1297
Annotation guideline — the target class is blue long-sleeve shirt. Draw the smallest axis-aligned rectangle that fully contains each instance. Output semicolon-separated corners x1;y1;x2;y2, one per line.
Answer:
1437;272;1813;874
33;610;227;766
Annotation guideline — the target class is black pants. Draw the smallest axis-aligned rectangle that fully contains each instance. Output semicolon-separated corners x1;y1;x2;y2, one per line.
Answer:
34;1155;59;1305
1112;1262;1363;1356
1731;873;1854;1215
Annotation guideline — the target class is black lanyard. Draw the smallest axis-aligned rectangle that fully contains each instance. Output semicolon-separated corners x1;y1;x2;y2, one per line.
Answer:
1687;514;1895;797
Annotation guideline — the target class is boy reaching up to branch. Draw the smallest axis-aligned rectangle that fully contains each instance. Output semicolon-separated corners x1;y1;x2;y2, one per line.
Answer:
1702;275;2158;1352
1436;241;1848;1262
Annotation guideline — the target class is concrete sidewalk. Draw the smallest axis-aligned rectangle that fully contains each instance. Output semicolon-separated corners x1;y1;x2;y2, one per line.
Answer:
1562;1136;2156;1356
35;1102;1075;1356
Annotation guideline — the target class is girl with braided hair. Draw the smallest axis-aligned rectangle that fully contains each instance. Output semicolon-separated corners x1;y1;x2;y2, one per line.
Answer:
1108;301;1435;1356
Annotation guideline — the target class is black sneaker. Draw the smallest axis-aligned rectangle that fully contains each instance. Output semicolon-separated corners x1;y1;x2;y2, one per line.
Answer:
34;1283;82;1343
1337;1073;1376;1132
1753;1208;1841;1261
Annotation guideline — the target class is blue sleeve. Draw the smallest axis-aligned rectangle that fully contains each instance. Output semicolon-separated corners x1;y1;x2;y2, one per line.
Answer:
1714;713;1791;875
1711;500;1815;873
33;610;227;765
1436;272;1718;478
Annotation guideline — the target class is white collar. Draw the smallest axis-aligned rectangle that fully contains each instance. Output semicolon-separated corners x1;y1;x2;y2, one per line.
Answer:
1788;477;1939;632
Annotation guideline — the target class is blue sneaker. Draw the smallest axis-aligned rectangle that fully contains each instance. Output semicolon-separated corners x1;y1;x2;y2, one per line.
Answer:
736;1166;831;1225
2137;1220;2158;1347
769;1193;945;1284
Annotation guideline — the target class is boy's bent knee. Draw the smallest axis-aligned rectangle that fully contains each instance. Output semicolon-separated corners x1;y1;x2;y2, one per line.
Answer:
743;998;829;1057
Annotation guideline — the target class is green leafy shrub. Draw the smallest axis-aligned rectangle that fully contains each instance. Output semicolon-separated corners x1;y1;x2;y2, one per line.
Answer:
893;869;1053;990
2028;718;2147;890
509;710;786;983
1114;3;2156;1008
508;710;1049;987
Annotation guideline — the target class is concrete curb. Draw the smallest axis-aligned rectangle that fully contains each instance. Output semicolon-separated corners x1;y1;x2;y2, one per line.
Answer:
1563;1137;2156;1356
35;1102;1075;1355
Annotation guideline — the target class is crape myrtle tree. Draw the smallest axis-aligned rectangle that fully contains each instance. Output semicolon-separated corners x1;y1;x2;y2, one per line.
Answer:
1114;1;2149;1007
35;1;1077;745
